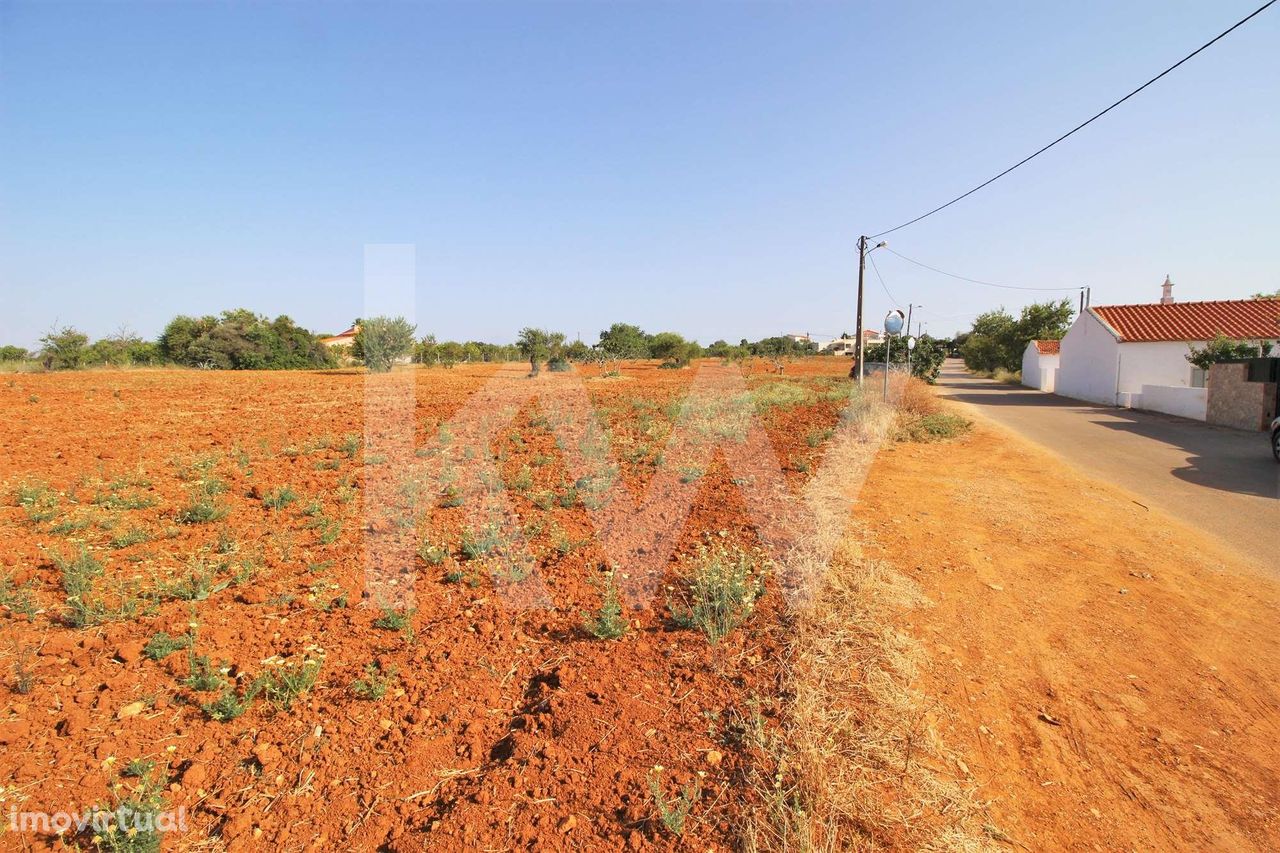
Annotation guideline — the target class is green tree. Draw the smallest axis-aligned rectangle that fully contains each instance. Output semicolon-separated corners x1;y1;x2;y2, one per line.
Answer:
353;316;417;372
961;300;1073;373
597;323;651;359
39;326;90;370
863;335;946;382
517;327;553;375
1186;335;1272;371
437;341;465;368
0;345;30;361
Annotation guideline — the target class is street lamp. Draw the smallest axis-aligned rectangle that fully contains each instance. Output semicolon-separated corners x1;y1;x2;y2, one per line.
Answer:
853;237;888;382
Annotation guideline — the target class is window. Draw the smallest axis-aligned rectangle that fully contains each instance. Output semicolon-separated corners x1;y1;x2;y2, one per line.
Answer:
1190;366;1207;388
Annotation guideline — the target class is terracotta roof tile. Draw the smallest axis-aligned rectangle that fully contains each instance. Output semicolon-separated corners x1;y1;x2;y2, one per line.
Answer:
1033;340;1061;355
1091;299;1280;343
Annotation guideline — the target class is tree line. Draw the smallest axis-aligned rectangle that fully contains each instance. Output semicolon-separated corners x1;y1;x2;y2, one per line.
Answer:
3;313;832;373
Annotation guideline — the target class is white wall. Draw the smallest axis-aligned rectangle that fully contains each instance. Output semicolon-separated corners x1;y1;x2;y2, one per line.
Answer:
1057;311;1120;405
1021;345;1060;392
1116;342;1197;395
1137;385;1207;420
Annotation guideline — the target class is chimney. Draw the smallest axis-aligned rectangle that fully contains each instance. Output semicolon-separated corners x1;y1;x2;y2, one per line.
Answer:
1160;275;1175;304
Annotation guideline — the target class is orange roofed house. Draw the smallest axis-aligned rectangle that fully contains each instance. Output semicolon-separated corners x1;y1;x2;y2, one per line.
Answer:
1055;277;1280;419
319;324;358;348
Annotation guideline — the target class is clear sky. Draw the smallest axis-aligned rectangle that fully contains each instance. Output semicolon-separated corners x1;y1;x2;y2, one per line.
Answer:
1;0;1276;349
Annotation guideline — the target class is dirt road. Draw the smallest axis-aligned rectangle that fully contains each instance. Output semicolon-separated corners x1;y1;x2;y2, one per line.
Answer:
855;409;1280;850
935;361;1278;571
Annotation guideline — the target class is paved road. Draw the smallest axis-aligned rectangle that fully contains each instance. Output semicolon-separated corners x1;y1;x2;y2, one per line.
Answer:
935;360;1278;571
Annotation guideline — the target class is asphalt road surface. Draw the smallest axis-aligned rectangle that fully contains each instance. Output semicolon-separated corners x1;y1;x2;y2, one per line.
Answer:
935;360;1278;572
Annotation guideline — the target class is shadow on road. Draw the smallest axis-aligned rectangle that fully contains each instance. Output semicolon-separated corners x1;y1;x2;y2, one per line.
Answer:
937;366;1278;500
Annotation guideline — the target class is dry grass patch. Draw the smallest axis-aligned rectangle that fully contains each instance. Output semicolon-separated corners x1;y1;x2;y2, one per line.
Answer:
739;383;990;851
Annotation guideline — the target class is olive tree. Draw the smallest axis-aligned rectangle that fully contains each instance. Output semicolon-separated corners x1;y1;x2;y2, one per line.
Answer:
353;316;417;373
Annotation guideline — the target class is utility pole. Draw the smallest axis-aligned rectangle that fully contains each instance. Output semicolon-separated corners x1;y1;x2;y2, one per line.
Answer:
904;303;916;375
854;235;867;382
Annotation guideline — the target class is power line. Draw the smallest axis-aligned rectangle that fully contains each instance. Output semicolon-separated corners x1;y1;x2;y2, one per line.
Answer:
867;251;900;306
885;247;1083;292
869;0;1277;239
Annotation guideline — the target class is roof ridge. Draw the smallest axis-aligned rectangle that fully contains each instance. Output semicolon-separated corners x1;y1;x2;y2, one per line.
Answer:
1093;297;1277;310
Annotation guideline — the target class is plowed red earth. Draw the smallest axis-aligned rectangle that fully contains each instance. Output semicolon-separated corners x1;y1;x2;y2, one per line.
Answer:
0;359;850;851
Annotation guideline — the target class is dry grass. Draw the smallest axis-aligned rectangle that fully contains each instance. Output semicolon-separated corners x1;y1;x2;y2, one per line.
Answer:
894;378;971;443
740;383;991;851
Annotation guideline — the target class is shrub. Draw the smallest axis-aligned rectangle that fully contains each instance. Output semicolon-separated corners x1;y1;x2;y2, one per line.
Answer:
670;543;766;643
143;631;191;661
255;658;322;710
353;316;417;372
649;770;699;836
350;662;395;700
262;486;298;510
38;326;89;370
201;686;255;722
160;310;335;370
898;412;971;442
583;570;627;640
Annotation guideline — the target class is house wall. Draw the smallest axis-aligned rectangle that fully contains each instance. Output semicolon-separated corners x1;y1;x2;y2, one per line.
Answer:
1207;362;1278;431
1116;342;1198;395
1020;346;1059;392
1057;312;1120;405
1137;385;1207;420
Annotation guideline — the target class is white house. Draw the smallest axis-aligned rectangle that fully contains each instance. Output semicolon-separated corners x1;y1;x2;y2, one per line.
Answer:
1056;279;1280;420
1021;340;1060;392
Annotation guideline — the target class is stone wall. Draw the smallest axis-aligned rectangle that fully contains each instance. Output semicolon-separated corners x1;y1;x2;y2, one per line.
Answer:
1206;362;1277;431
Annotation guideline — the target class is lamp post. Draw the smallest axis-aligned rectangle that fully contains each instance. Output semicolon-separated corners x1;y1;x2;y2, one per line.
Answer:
853;237;888;382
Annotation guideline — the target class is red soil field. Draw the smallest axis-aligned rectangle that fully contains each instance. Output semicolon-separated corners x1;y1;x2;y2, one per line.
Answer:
0;359;853;851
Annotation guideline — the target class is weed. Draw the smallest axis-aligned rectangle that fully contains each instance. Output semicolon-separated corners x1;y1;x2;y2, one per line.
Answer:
443;569;466;584
110;527;151;549
122;758;155;779
314;458;341;471
16;481;59;524
896;412;971;443
315;518;342;545
53;547;103;599
373;608;416;641
461;524;504;559
12;645;35;694
183;652;227;692
509;465;533;492
439;485;465;508
669;543;766;643
806;427;834;447
0;572;38;617
417;541;448;565
142;631;191;661
90;771;169;852
350;661;395;700
201;686;255;722
255;658;322;710
214;530;238;554
341;434;361;458
177;496;227;524
262;486;298;510
678;466;704;484
649;770;699;837
583;570;627;640
160;562;228;602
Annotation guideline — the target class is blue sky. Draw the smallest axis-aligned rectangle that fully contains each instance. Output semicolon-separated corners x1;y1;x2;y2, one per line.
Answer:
1;1;1276;349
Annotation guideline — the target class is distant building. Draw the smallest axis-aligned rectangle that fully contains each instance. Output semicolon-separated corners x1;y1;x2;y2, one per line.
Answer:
786;332;812;344
320;325;358;348
820;331;882;357
1022;340;1060;392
